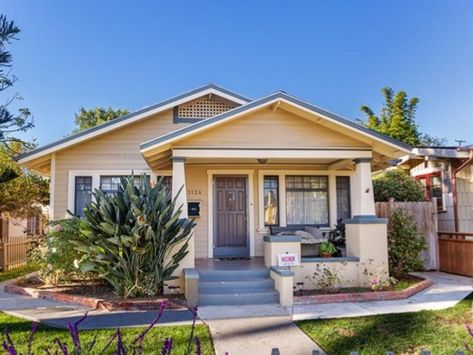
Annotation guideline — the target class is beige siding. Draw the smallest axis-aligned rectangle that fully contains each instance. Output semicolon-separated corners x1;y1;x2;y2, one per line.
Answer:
457;163;473;232
53;109;188;219
177;108;370;148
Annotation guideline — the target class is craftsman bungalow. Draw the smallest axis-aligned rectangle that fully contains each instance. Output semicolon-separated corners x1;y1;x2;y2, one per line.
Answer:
17;85;411;306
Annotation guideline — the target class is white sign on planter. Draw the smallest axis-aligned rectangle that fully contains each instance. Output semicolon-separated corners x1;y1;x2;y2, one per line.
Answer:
277;253;299;267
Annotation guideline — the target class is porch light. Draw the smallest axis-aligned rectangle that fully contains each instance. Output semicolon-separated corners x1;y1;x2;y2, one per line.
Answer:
257;158;268;164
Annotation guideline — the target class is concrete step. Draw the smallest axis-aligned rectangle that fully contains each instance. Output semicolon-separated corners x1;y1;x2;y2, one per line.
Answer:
199;279;275;293
198;290;280;306
198;269;270;281
199;286;276;295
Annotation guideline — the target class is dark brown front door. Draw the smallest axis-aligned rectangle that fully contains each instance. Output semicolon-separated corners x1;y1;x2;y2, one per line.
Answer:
214;176;249;257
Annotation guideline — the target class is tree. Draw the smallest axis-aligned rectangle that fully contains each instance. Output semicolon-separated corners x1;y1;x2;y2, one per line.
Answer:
0;15;34;152
360;87;446;146
72;107;129;133
0;144;49;218
373;168;425;202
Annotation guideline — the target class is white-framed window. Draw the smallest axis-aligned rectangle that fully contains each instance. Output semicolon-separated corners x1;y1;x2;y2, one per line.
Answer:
258;170;352;230
68;170;158;218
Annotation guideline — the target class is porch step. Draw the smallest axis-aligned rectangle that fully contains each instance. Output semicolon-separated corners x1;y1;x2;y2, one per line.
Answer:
197;268;279;306
198;290;280;306
199;279;275;293
198;269;270;281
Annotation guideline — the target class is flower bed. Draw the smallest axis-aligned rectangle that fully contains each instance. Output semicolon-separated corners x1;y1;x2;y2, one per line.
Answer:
4;281;187;311
294;276;432;304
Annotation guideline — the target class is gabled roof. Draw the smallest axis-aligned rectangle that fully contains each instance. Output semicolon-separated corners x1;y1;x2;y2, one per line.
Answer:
16;84;250;164
140;91;412;154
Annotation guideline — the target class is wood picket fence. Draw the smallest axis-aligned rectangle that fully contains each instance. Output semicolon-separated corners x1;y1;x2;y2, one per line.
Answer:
375;198;439;270
0;234;38;272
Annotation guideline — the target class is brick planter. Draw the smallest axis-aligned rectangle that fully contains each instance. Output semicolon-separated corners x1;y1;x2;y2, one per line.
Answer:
4;283;186;311
294;278;433;305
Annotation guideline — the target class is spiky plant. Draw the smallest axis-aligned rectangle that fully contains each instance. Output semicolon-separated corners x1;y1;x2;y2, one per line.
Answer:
71;176;195;298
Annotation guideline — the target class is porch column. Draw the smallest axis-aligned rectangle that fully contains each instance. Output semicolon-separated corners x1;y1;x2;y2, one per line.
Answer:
345;158;389;286
167;157;195;295
351;158;376;218
172;157;188;218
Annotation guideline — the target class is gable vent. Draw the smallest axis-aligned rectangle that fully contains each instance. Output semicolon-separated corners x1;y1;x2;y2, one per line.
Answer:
174;95;239;123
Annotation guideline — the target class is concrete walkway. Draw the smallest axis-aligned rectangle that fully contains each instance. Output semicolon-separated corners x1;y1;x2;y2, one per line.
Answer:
293;271;473;320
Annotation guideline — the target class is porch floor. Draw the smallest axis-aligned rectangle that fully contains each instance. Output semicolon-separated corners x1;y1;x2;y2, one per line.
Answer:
195;257;266;271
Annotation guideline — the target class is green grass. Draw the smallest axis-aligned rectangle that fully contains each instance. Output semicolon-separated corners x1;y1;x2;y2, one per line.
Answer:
0;263;39;282
0;312;214;354
297;292;473;355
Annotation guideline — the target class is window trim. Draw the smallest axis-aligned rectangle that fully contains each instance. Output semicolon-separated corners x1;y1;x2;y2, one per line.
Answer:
257;170;352;231
415;171;446;212
67;170;158;219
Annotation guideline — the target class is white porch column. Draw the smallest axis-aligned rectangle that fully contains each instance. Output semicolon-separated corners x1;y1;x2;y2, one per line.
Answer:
171;157;188;218
351;158;376;217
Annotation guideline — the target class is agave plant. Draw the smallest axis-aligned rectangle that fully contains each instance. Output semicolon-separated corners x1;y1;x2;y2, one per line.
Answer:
71;175;195;298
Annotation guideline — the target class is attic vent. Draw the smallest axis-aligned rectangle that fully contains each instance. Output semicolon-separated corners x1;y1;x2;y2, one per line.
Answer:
175;95;239;122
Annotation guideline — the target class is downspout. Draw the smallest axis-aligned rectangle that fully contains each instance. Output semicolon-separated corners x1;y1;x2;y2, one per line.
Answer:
452;148;473;232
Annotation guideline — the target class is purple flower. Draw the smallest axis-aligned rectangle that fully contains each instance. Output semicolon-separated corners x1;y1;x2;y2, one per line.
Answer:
2;341;17;355
27;322;39;355
194;336;201;355
55;338;68;355
132;300;168;354
160;338;173;355
67;312;88;351
116;328;126;355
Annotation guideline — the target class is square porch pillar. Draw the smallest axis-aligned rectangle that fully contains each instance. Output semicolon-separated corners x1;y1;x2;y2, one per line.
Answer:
345;158;389;286
166;157;195;294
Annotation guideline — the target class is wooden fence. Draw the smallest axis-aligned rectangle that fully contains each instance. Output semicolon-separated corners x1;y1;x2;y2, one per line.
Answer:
438;231;473;277
0;234;38;272
375;199;439;270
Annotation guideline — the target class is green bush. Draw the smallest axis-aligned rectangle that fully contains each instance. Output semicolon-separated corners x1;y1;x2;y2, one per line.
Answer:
388;208;426;277
29;218;85;285
71;176;195;298
373;168;425;202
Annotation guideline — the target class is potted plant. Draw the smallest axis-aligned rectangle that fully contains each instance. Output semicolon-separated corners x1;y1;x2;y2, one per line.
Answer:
319;241;337;258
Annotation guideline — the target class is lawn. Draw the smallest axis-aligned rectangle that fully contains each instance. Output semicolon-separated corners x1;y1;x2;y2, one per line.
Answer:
297;293;473;355
0;264;39;282
0;312;215;354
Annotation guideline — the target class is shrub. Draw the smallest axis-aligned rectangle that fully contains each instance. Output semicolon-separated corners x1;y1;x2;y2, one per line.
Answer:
373;168;425;202
387;208;426;277
71;176;195;298
29;218;85;285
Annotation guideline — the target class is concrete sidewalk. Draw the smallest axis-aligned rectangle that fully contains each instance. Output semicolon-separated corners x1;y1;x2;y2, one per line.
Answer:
293;271;473;320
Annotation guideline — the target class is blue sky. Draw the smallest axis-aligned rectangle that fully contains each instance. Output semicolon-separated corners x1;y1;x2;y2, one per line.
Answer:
3;0;473;146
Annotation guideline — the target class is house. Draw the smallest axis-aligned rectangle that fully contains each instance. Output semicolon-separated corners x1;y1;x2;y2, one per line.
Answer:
16;84;411;306
399;146;473;232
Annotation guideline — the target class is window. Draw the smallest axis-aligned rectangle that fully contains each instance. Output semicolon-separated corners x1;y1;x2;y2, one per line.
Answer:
336;176;351;220
264;176;279;226
75;176;92;217
26;215;41;235
286;176;329;226
100;175;149;195
416;172;444;211
158;176;173;194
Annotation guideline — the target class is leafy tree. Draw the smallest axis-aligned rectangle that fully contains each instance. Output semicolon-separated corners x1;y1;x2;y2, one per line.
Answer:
0;144;49;217
72;107;129;133
373;168;425;202
360;87;446;146
71;176;195;298
388;208;426;277
0;15;34;152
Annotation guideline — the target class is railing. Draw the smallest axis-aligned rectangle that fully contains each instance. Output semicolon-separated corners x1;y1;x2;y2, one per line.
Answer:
0;234;38;272
438;231;473;277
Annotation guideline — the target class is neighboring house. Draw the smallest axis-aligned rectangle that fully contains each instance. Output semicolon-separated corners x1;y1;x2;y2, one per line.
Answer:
16;84;411;305
0;214;42;238
399;146;473;232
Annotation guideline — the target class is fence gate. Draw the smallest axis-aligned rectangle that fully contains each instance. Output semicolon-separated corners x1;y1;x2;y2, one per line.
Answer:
438;232;473;277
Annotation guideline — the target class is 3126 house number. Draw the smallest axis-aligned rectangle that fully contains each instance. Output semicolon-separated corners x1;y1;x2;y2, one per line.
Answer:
187;189;202;196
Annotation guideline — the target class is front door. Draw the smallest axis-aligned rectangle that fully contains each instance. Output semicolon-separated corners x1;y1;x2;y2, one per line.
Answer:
213;176;249;257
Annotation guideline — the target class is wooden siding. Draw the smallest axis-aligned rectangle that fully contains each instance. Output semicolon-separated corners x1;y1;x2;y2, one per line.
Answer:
53;109;188;219
177;108;370;149
456;164;473;232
